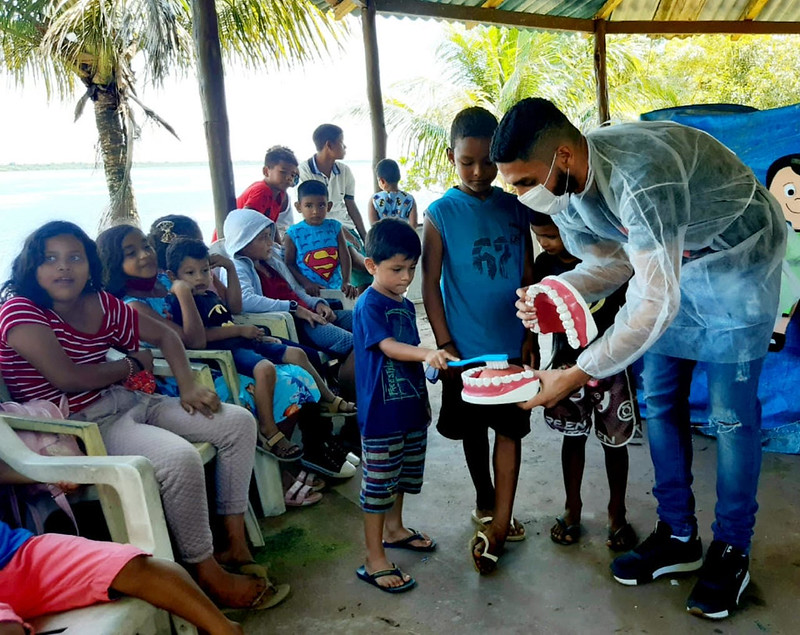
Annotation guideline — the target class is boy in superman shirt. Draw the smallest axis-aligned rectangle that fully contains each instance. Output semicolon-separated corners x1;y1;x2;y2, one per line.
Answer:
284;180;357;300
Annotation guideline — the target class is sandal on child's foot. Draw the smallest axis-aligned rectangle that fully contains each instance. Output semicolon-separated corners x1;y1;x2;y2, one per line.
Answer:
258;431;303;462
295;469;326;492
471;509;526;542
550;516;581;546
320;395;357;417
284;480;322;507
470;531;500;575
607;522;638;552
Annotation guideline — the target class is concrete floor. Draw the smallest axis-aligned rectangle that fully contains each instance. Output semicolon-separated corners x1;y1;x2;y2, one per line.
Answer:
238;311;800;635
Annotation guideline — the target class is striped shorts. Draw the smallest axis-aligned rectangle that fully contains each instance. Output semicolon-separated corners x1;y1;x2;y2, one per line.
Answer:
360;428;427;514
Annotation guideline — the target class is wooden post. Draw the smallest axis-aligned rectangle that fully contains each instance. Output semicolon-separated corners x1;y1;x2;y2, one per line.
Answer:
192;0;236;237
593;18;610;125
362;1;387;190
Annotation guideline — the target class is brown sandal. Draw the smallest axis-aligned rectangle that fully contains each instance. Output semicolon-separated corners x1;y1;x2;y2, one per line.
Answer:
258;431;303;462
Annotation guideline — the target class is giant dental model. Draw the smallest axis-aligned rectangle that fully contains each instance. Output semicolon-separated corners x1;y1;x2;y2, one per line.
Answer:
456;355;540;405
525;276;598;349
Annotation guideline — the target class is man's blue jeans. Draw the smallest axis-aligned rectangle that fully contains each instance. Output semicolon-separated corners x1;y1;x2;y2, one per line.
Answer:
641;352;764;553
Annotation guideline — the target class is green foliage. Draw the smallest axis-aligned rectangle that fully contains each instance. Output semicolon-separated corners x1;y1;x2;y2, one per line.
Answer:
649;35;800;110
378;25;800;193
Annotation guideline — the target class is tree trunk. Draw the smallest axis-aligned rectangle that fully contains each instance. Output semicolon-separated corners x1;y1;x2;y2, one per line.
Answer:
192;0;236;238
95;85;139;230
362;1;387;192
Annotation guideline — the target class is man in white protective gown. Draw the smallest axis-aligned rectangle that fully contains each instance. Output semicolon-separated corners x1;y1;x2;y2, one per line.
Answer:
491;98;786;621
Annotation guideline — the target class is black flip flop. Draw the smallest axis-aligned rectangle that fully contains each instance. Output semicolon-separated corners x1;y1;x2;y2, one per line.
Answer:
383;528;437;552
551;516;581;546
356;564;416;593
607;523;638;552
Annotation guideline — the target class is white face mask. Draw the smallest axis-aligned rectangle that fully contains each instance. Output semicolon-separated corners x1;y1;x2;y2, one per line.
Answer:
517;153;571;215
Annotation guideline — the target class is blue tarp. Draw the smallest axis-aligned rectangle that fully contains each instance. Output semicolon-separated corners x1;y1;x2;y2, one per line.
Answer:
641;103;800;185
638;103;800;453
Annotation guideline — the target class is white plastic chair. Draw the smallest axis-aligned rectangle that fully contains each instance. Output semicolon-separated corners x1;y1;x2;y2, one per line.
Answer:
0;415;197;635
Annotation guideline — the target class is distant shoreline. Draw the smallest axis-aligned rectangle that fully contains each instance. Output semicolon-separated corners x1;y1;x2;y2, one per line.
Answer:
0;161;254;172
0;158;373;172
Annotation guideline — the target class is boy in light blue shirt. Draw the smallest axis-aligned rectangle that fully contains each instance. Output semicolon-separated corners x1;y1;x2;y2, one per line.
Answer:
422;107;534;575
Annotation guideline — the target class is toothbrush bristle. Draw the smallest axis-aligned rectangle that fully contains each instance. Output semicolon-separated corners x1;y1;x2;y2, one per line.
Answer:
486;360;509;369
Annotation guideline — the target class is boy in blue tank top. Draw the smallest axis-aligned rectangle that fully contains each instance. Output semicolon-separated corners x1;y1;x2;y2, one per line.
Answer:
353;219;455;593
422;107;534;574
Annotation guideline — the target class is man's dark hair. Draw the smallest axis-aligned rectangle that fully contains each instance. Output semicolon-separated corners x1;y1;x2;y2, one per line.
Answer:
2;221;103;308
264;145;298;168
166;238;209;274
312;124;343;151
450;107;498;147
766;153;800;189
297;179;328;201
376;158;401;184
491;98;581;164
148;214;203;270
529;210;556;227
366;218;421;264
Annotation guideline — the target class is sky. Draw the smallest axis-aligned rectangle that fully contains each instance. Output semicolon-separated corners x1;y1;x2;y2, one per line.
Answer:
0;15;448;165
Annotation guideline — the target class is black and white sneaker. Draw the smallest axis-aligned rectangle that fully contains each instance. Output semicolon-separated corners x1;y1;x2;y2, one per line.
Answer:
301;443;357;479
686;541;750;620
611;521;703;585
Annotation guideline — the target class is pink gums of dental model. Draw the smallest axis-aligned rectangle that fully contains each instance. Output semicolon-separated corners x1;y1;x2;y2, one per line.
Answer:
525;276;598;349
461;362;540;405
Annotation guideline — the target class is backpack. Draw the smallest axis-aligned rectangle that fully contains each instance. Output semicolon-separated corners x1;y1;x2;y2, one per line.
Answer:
0;397;82;534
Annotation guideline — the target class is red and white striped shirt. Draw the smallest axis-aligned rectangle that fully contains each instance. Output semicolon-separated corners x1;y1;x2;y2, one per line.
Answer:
0;292;140;413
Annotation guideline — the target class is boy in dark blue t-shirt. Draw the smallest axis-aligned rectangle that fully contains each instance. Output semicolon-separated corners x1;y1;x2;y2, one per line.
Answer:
353;219;455;594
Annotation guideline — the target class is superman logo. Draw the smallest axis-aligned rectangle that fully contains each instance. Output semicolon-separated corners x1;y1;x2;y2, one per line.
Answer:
304;246;339;281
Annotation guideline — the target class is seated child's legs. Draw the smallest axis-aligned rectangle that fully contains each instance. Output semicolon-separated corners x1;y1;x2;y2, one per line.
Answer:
298;321;353;358
0;533;145;622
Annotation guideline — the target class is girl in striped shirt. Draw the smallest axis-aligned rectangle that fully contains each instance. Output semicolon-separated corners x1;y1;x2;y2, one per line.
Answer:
0;221;287;611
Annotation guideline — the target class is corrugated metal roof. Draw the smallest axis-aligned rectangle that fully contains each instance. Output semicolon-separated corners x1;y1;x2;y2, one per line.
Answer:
311;0;800;32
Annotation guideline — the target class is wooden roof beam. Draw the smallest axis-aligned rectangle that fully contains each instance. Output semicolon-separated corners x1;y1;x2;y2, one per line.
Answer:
604;19;800;34
740;0;771;21
372;0;800;35
595;0;625;20
372;0;594;32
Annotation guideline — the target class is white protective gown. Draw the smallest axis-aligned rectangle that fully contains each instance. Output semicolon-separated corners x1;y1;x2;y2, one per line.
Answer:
554;121;786;379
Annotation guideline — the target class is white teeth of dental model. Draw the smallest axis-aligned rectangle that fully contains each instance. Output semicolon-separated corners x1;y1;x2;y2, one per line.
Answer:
491;377;502;386
522;370;534;378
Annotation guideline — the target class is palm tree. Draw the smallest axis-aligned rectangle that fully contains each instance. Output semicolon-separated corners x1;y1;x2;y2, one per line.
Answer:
0;0;346;228
372;25;678;192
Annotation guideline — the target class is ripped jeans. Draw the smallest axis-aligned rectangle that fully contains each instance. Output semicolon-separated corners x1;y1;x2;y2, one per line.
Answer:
642;353;764;552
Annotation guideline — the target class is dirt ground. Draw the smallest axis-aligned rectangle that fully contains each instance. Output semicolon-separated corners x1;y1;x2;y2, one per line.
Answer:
239;309;800;635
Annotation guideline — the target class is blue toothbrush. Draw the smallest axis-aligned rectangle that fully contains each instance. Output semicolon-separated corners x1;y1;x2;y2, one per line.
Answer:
425;354;509;384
